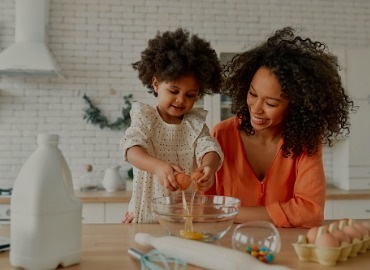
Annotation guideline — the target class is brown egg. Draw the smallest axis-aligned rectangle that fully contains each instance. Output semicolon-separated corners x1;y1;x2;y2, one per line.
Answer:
343;225;362;241
315;233;340;248
353;223;369;239
361;221;370;233
331;229;351;244
175;172;191;190
306;227;319;243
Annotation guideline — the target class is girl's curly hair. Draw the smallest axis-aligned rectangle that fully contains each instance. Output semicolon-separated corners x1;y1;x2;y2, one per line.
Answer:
132;28;222;98
224;27;355;157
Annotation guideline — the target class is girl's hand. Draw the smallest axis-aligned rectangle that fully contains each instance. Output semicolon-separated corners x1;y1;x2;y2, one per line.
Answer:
122;212;134;224
193;166;215;192
153;162;184;192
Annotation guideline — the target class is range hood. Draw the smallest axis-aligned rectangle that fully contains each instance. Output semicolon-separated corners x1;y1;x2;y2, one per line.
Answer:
0;0;63;77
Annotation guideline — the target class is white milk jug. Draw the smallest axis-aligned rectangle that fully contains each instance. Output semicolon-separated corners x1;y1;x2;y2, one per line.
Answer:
10;134;82;270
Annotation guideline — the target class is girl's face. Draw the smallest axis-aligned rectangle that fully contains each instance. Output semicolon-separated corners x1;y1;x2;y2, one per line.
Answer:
247;67;289;133
153;74;199;124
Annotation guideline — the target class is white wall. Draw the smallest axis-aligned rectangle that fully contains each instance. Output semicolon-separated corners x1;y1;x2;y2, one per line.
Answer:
0;0;369;188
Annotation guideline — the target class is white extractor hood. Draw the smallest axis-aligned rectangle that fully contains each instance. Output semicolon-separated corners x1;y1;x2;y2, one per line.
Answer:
0;0;62;77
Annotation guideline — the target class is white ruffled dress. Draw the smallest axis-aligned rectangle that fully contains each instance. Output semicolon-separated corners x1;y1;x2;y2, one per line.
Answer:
120;102;223;223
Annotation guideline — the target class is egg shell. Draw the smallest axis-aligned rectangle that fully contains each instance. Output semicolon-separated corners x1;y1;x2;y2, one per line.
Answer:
175;172;191;190
361;221;370;233
352;223;369;239
331;229;351;244
315;233;340;248
342;225;362;242
306;227;319;244
190;171;203;181
190;171;203;190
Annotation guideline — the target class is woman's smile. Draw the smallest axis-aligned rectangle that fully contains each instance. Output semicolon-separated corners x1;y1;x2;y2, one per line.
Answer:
251;115;269;125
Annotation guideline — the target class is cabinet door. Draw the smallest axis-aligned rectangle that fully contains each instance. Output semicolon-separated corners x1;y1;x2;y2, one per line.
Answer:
0;204;11;224
332;48;370;189
82;203;105;224
348;100;370;167
324;200;334;220
347;49;370;99
105;203;128;223
332;200;370;219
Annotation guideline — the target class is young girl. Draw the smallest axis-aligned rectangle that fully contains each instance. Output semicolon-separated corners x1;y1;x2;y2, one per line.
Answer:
206;27;355;228
120;28;224;223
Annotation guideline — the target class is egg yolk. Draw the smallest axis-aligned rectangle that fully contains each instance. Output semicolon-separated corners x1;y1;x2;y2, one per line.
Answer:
180;230;205;240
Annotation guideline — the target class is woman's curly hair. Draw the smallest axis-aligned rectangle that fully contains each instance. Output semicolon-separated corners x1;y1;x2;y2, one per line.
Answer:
132;28;222;98
223;27;355;157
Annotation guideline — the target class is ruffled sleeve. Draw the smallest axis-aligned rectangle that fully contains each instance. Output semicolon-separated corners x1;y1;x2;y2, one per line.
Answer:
119;102;156;161
185;108;224;168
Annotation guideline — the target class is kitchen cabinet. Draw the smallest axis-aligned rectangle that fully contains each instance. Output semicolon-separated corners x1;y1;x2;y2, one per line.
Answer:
0;204;10;224
325;199;370;220
332;48;370;190
0;190;130;224
82;202;128;224
82;203;105;223
324;200;334;220
105;202;128;223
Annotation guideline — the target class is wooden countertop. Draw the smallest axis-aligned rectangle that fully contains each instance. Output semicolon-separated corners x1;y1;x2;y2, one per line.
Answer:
0;187;369;204
1;222;369;269
0;190;132;204
73;190;132;203
326;188;370;200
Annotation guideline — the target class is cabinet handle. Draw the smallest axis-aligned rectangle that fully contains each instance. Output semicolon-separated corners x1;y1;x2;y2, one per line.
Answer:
6;209;10;216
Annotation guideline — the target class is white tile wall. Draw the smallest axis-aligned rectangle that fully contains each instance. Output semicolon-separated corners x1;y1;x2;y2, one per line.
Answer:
1;0;369;188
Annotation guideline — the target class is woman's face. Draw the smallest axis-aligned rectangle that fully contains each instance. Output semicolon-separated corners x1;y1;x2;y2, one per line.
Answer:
247;67;289;133
152;74;199;124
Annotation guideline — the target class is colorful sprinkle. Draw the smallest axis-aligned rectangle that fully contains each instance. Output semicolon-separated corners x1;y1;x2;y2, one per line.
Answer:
243;246;275;263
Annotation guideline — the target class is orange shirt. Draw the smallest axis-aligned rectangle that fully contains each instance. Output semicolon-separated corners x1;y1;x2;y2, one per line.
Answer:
206;117;326;228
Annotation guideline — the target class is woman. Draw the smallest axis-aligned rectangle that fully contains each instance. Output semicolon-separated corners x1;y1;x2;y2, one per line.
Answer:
206;27;355;228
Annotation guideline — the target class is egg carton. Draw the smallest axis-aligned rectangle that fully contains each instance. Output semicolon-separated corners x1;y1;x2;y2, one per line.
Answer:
292;221;370;266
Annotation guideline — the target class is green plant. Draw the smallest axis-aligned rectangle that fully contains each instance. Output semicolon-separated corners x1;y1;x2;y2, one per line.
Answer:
82;93;133;130
127;167;133;180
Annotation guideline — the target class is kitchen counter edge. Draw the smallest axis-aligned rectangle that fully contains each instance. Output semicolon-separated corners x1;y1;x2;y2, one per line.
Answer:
0;188;369;204
0;190;132;204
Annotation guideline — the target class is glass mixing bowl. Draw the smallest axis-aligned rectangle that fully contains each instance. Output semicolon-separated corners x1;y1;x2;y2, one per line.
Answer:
152;194;240;242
